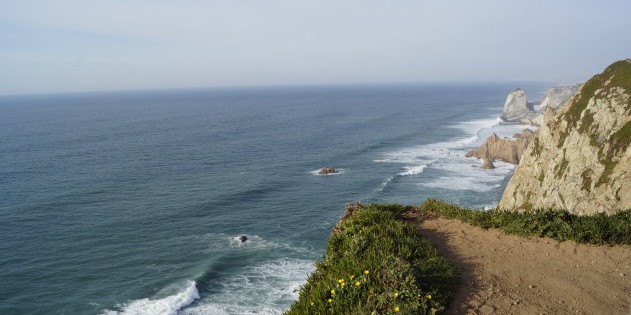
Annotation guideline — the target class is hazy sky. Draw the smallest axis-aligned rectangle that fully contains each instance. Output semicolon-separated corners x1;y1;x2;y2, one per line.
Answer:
2;1;630;94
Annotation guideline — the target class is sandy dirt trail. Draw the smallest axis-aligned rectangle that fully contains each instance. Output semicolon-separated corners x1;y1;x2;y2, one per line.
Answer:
413;216;631;315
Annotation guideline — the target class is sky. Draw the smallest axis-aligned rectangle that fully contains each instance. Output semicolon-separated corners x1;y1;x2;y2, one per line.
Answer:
1;0;630;95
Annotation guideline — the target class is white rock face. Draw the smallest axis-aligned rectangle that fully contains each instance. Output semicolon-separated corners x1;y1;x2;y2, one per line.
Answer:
499;60;631;215
539;84;582;110
515;85;581;126
501;89;537;122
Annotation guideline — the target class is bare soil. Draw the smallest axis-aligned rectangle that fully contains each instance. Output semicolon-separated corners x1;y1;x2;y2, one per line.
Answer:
413;216;631;315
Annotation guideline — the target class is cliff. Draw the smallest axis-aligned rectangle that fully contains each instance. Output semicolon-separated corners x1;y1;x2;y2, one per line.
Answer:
499;59;631;215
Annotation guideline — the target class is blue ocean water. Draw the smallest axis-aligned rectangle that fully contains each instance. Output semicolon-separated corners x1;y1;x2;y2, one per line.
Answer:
0;83;546;314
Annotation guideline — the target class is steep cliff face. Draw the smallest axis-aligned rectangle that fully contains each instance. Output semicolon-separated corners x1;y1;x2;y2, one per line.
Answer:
499;59;631;215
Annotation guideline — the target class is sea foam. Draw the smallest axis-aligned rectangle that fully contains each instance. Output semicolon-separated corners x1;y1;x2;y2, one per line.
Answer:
180;258;314;315
375;115;528;195
101;280;199;315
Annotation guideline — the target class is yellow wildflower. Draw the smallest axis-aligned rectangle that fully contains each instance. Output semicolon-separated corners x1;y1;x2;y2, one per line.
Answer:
363;278;367;282
427;294;432;299
328;298;332;303
364;270;369;275
394;306;400;312
310;301;314;306
341;282;345;287
330;289;335;295
394;292;399;298
338;279;344;284
355;281;360;286
350;275;355;280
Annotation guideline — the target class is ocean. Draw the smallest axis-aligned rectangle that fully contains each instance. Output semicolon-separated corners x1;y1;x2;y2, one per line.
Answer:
0;83;547;314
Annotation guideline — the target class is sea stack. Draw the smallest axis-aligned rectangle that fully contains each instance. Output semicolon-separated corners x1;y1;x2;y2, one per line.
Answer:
500;88;537;122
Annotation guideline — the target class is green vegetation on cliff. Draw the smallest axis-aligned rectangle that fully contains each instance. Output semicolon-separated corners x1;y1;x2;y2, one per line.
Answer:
286;203;458;315
555;59;631;187
420;199;631;245
289;199;631;314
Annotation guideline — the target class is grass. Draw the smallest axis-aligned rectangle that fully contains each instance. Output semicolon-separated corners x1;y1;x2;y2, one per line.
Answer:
556;59;631;150
288;199;630;314
286;203;458;315
560;59;631;131
419;199;631;245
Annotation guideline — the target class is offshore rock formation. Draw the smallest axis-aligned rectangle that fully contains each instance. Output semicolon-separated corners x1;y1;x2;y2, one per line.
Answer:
318;167;338;175
500;89;537;122
466;133;530;165
499;59;631;215
481;148;496;169
539;84;582;110
501;85;581;126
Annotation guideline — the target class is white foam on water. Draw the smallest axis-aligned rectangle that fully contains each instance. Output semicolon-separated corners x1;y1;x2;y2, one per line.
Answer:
398;164;428;176
374;115;532;196
228;234;267;247
101;280;199;315
375;175;395;192
179;258;315;315
375;163;432;192
420;159;516;192
201;234;311;254
451;117;502;135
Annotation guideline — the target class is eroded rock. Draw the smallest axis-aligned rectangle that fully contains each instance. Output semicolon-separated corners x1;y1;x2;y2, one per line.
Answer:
466;133;529;165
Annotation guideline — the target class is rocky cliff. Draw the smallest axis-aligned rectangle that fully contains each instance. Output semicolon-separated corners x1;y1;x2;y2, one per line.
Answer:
499;59;631;215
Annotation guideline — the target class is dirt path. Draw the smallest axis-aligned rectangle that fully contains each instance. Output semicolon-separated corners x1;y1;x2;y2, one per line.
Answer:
414;216;631;315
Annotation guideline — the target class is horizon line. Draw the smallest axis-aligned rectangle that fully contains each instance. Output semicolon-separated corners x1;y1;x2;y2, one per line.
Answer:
0;79;567;98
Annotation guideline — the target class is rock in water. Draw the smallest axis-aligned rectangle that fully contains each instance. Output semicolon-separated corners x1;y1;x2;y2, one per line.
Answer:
499;59;631;215
500;89;537;122
481;143;496;169
318;167;338;175
239;235;248;243
539;84;582;110
526;85;582;126
481;157;495;169
465;133;529;165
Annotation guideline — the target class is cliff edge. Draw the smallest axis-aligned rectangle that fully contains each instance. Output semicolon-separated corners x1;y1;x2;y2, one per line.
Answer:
499;59;631;215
